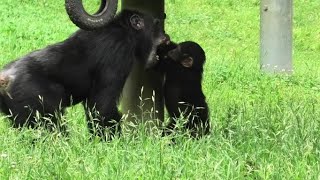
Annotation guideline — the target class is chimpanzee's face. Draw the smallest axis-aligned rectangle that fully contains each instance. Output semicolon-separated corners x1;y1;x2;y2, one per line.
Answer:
131;13;166;47
151;19;167;46
167;41;205;69
143;17;167;47
130;13;168;68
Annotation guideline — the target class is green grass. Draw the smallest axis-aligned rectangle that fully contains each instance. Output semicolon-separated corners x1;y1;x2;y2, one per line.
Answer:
1;0;320;179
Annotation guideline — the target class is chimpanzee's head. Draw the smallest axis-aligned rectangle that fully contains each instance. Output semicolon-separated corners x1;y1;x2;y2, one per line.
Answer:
167;41;206;70
128;12;166;46
118;10;167;67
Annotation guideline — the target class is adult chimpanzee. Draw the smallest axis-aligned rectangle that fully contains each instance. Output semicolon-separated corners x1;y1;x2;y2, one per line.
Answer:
155;40;210;138
0;9;165;139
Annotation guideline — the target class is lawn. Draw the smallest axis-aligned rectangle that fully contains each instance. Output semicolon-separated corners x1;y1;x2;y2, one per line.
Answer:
1;0;320;179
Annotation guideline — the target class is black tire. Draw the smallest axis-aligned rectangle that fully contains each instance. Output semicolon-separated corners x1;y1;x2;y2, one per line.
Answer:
65;0;118;30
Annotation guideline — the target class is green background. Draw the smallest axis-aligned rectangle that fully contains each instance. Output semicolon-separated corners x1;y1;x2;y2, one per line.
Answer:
0;0;320;179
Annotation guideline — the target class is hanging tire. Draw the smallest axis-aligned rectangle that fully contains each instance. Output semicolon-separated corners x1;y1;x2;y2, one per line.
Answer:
65;0;118;30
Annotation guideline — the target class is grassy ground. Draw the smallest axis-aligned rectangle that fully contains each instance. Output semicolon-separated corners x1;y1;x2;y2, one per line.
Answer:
1;0;320;179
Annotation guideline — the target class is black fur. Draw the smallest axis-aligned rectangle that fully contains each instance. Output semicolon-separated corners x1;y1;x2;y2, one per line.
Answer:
0;9;164;139
156;41;210;138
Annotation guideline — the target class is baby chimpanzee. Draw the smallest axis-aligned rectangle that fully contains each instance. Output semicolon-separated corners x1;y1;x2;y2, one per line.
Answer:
156;40;210;138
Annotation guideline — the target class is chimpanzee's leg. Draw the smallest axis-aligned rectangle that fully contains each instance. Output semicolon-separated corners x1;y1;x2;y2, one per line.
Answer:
3;78;67;133
185;106;210;138
84;88;122;140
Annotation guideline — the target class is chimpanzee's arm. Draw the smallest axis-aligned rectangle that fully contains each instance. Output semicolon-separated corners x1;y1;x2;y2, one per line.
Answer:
152;41;178;72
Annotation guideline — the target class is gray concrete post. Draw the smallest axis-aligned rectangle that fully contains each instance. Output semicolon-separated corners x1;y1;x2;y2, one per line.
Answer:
260;0;293;73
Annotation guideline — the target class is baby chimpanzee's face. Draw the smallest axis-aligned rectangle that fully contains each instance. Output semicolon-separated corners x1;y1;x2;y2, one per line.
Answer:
167;41;205;69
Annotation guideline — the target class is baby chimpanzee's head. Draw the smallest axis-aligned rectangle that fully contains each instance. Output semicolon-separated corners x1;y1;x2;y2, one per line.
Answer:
167;41;206;70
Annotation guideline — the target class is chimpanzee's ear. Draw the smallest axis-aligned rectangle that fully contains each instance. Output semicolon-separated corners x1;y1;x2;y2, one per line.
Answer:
181;57;194;68
130;14;144;30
